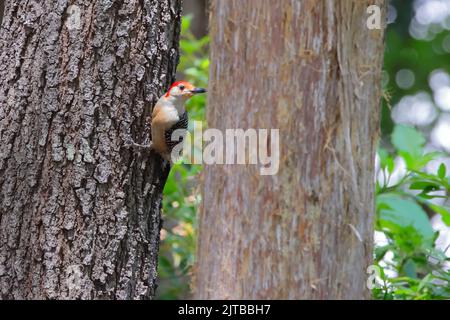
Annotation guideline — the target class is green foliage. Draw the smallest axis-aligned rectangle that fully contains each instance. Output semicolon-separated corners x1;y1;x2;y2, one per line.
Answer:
377;194;435;248
374;125;450;300
156;15;209;300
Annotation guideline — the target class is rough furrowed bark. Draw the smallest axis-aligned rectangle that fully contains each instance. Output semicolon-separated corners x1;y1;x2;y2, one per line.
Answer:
194;0;386;299
0;0;181;299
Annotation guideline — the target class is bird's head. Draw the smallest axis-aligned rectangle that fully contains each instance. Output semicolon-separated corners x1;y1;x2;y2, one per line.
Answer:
165;81;207;101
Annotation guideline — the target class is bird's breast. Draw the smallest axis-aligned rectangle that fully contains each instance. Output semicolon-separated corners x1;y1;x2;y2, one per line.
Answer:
162;105;181;124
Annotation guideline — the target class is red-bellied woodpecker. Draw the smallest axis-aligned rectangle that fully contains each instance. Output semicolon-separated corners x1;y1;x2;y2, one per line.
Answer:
126;81;207;163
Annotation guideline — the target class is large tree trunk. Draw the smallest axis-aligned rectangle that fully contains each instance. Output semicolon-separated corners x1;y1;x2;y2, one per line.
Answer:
0;0;181;299
194;0;386;299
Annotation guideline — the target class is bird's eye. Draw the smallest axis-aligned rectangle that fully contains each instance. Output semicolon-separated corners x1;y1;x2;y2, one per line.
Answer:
179;85;185;91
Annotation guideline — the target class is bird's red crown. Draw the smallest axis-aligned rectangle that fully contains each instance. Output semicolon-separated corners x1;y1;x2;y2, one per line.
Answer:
165;81;192;97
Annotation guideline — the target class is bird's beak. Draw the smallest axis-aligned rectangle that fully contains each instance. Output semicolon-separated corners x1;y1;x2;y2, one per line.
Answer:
190;88;207;94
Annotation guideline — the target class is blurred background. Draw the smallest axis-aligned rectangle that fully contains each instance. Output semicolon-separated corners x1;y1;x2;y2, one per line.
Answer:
157;0;450;299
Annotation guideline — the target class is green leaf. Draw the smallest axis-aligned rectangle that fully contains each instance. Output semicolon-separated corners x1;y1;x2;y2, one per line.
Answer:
409;181;440;191
200;58;210;69
438;163;447;179
417;274;433;292
181;15;192;33
180;39;200;55
402;259;417;278
375;245;391;261
429;203;450;226
159;255;173;271
392;125;425;158
376;194;435;247
416;152;443;169
402;151;442;171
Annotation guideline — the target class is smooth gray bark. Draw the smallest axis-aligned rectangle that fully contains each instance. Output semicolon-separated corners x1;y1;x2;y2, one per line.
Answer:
0;0;181;299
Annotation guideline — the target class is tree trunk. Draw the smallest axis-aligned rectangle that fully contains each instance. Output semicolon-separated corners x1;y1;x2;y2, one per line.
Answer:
194;0;386;299
0;0;181;299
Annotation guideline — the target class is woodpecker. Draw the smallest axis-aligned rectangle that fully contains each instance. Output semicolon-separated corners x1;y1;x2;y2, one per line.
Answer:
127;81;207;162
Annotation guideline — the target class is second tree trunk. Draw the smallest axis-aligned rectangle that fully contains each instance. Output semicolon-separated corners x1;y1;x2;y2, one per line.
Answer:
194;0;386;299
